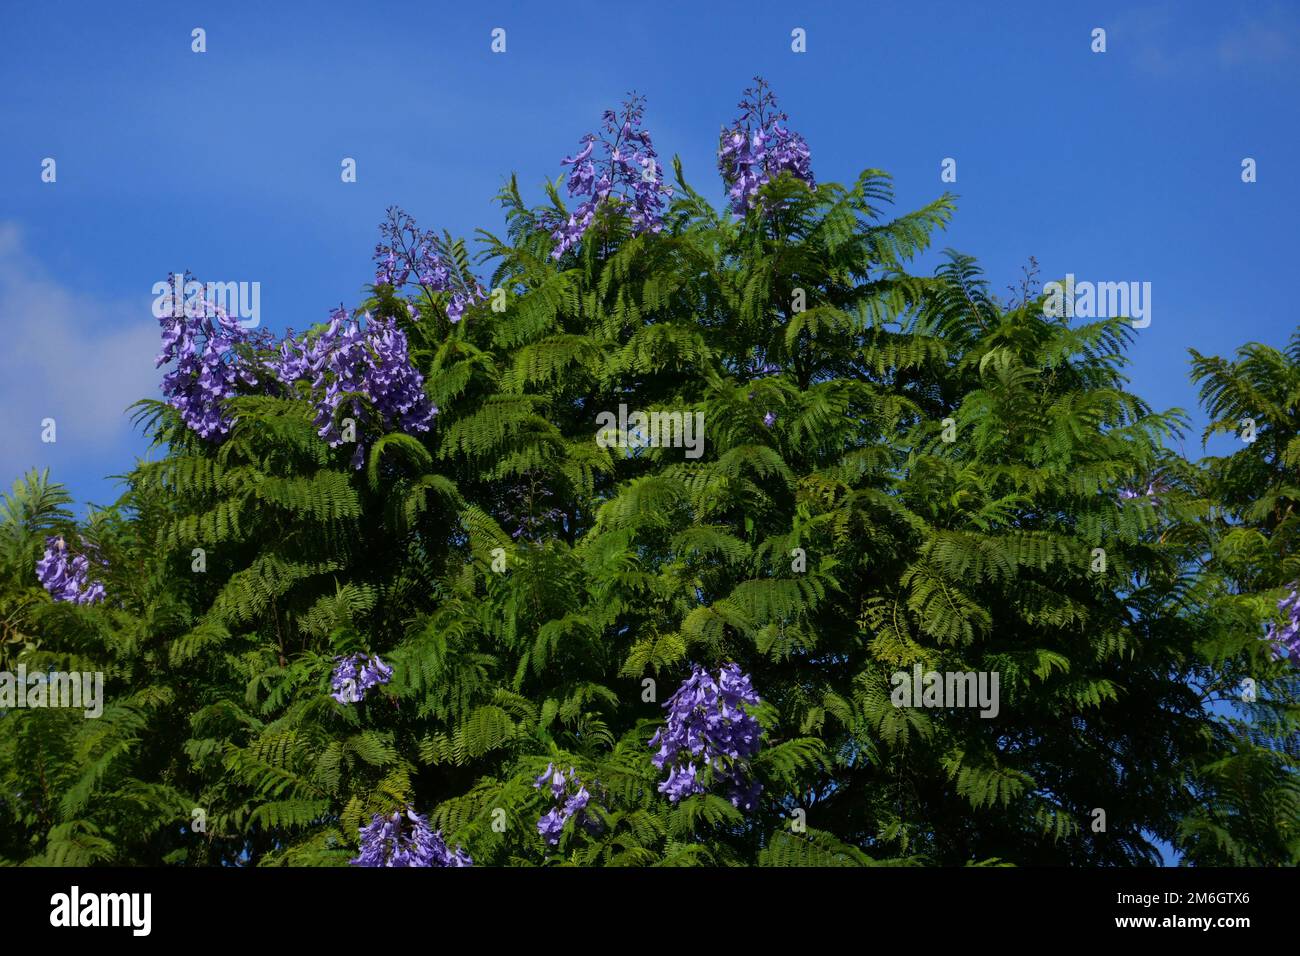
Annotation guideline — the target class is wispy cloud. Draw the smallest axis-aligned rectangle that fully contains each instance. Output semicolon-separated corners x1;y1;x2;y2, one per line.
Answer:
0;222;158;497
1218;16;1296;67
1114;3;1298;77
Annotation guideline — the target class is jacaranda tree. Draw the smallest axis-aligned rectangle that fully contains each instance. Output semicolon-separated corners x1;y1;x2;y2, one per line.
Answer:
1;79;1295;867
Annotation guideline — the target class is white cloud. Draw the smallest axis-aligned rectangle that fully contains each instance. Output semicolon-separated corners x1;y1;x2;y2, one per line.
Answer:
1218;17;1296;67
1117;3;1298;77
0;221;160;491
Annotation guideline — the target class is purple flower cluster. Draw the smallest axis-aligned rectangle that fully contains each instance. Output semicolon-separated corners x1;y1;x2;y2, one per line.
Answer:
747;355;782;425
547;95;672;259
1266;586;1300;661
533;763;595;846
275;308;437;469
35;536;106;605
350;807;472;867
500;482;565;541
650;663;763;810
718;78;815;216
155;273;257;439
511;508;564;541
373;207;485;323
330;653;393;704
1118;482;1162;504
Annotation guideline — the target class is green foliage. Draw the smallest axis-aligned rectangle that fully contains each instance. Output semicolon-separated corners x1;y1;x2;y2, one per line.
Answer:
1;154;1295;868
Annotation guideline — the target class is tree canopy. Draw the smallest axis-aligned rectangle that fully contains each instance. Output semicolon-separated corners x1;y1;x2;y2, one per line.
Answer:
1;82;1295;867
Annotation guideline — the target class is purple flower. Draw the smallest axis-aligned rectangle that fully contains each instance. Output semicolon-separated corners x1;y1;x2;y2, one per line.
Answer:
533;762;567;798
532;763;597;845
658;762;703;803
562;786;590;818
650;663;763;810
1118;482;1162;505
718;78;815;216
276;308;437;469
445;289;486;324
373;207;485;322
536;808;566;845
1266;586;1300;662
545;95;673;259
763;411;777;428
36;536;106;605
330;653;393;704
497;480;565;542
154;273;256;439
351;807;472;867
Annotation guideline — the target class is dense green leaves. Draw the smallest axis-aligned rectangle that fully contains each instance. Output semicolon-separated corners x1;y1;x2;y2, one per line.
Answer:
1;158;1295;868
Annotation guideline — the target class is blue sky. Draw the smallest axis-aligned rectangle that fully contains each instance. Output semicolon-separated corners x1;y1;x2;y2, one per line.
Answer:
3;1;1297;508
1;0;1294;866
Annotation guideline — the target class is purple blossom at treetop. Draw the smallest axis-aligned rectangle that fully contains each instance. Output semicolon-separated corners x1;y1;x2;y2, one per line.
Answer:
718;78;815;216
532;763;596;845
373;206;486;323
155;273;258;440
36;535;106;605
330;653;394;704
1266;586;1300;662
650;663;763;810
275;307;437;469
350;807;472;867
547;94;673;259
